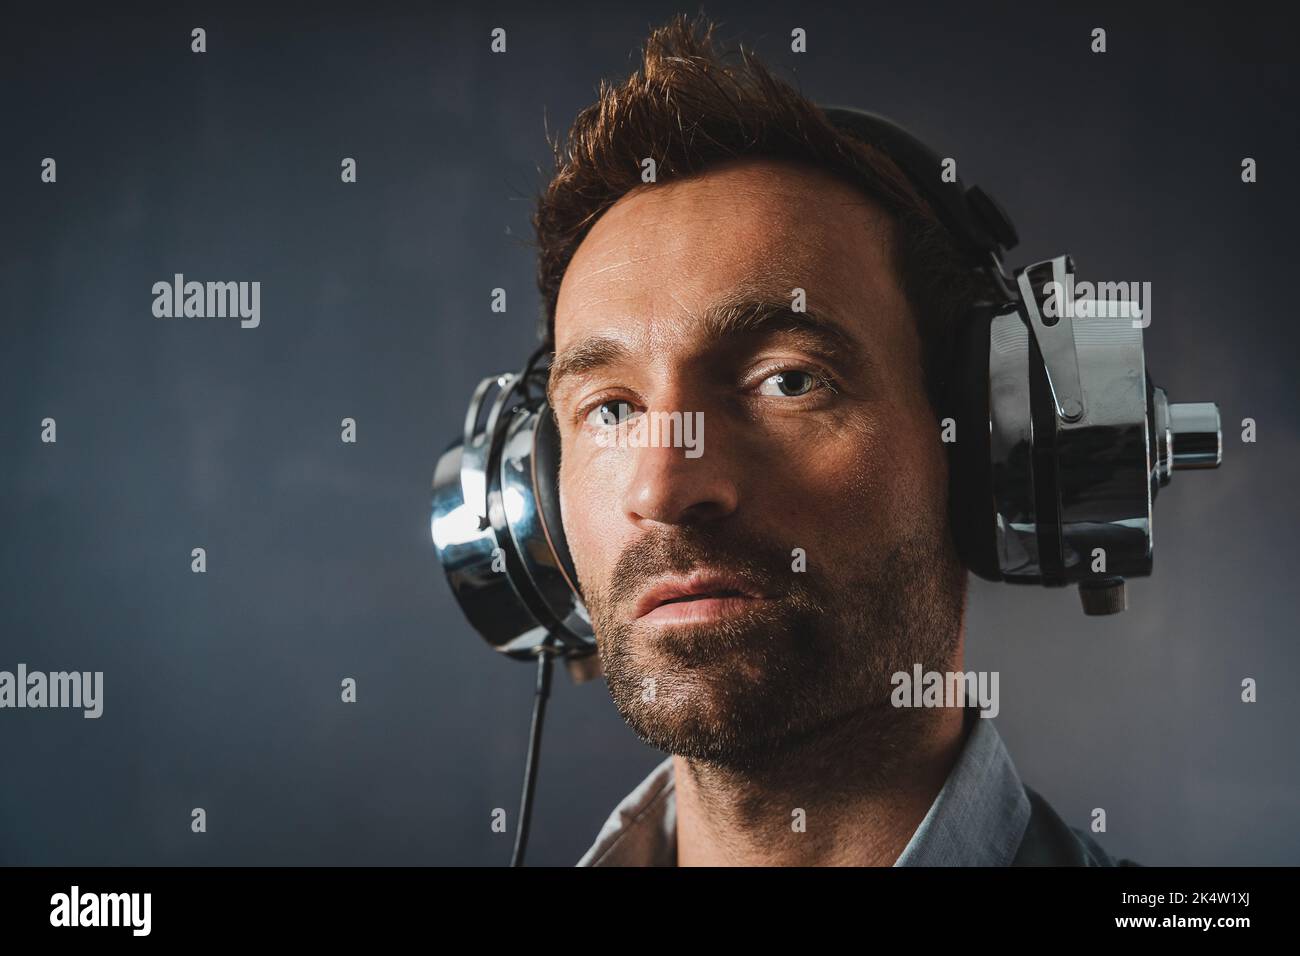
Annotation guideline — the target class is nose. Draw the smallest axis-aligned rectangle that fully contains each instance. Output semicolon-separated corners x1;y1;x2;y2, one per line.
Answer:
623;413;738;528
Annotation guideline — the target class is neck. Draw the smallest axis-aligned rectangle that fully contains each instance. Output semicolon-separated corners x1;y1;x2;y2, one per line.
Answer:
673;701;969;866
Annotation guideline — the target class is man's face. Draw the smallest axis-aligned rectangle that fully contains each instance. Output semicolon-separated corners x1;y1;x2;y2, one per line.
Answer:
548;158;966;771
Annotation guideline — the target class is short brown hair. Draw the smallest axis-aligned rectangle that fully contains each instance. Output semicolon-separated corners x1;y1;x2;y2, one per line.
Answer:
533;13;988;410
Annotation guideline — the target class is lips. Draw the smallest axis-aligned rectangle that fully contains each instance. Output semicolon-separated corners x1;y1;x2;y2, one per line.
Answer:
633;572;763;619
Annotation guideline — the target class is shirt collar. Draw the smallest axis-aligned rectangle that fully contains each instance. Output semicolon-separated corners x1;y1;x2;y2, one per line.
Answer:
576;708;1031;866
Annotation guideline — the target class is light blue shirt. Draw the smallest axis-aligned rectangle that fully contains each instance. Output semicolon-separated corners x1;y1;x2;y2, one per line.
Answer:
576;709;1033;866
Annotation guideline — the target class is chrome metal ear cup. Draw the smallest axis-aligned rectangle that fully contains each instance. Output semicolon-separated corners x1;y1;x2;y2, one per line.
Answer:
431;374;594;659
945;256;1222;614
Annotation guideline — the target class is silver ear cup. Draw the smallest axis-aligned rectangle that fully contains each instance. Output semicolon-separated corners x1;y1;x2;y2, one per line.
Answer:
981;256;1222;613
431;374;595;659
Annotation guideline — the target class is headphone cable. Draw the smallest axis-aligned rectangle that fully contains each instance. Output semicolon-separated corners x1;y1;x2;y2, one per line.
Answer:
510;646;556;867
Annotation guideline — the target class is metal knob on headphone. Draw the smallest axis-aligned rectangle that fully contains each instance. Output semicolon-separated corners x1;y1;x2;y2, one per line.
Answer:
1154;392;1223;481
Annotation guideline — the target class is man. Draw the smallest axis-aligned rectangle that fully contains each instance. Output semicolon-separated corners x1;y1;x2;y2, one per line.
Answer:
533;14;1134;866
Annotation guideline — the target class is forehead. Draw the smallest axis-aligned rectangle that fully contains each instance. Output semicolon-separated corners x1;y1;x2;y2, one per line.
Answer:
553;157;903;350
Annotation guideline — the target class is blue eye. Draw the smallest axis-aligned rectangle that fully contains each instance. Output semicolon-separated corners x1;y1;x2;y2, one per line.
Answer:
585;399;638;427
757;370;817;397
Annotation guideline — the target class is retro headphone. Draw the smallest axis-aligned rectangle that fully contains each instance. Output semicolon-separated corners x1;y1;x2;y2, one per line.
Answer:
429;107;1223;864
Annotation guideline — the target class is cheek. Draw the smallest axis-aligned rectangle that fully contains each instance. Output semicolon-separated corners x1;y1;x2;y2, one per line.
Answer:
764;408;946;548
558;443;626;591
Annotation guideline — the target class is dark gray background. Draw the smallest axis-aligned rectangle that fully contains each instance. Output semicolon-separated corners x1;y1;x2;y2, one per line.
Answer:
1;1;1296;866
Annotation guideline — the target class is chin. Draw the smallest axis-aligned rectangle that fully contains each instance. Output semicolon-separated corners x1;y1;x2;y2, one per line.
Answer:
607;651;795;750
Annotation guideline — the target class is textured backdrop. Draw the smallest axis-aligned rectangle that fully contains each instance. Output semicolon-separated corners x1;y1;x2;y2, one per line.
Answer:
1;1;1296;865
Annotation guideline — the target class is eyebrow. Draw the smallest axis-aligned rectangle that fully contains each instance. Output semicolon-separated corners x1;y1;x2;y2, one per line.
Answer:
701;292;866;368
547;291;868;406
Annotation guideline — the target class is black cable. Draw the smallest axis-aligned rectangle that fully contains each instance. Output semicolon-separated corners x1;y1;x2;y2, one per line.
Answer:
510;648;555;867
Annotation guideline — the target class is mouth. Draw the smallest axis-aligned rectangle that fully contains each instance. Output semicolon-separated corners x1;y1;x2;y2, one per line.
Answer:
633;572;770;623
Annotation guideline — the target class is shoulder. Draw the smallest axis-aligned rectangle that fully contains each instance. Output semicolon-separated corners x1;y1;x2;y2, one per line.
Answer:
576;756;677;867
1011;784;1142;867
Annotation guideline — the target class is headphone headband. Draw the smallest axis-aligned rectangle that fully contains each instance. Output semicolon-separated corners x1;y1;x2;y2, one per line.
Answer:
820;106;1019;263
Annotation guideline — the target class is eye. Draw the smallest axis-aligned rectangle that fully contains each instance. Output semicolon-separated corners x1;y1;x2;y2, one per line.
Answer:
584;399;639;427
756;369;820;397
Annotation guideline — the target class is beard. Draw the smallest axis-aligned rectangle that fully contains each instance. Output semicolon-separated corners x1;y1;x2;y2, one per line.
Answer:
581;516;966;775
